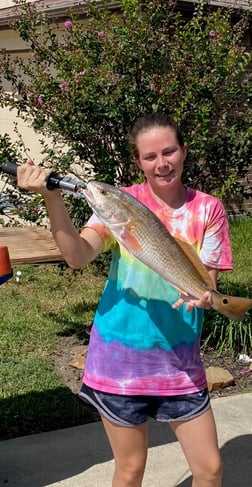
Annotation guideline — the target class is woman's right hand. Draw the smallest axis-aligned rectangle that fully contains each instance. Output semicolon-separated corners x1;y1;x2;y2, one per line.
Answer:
17;160;52;197
16;160;103;268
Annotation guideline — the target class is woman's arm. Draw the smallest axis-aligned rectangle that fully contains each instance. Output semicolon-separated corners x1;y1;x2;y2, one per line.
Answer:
17;161;103;268
206;267;218;291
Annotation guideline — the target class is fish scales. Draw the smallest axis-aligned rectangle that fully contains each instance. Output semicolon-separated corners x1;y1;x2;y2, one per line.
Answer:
83;181;252;322
112;193;210;298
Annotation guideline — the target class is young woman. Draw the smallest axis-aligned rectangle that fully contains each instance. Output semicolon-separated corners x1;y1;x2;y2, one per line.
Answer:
17;113;233;487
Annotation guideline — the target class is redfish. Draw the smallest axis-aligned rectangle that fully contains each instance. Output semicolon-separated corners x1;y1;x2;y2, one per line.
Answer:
83;181;252;321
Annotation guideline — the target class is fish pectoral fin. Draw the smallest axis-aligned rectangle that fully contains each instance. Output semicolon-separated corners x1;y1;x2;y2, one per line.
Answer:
173;286;189;297
174;237;213;288
120;228;142;252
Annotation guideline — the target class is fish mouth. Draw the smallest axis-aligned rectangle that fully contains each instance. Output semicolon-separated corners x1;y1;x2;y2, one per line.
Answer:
82;186;96;206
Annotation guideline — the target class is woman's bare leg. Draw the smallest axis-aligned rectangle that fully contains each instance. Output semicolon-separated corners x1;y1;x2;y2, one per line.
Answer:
169;407;222;487
101;415;148;487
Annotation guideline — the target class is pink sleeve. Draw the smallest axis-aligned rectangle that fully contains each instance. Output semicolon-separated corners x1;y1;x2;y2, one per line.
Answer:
199;198;233;271
83;214;116;252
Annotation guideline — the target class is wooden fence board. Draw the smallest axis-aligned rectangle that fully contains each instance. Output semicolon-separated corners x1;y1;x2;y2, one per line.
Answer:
0;227;63;265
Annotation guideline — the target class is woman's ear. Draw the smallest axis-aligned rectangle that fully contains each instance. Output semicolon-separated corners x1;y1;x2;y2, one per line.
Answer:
183;143;188;161
135;158;142;171
134;157;141;169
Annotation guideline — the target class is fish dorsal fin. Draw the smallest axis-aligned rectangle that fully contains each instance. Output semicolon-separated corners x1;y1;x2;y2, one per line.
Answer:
174;236;213;288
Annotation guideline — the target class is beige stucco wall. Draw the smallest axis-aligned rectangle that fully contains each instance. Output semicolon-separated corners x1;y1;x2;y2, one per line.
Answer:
0;2;42;166
0;9;89;164
1;1;20;7
0;11;63;167
0;106;53;164
0;28;28;51
0;0;47;8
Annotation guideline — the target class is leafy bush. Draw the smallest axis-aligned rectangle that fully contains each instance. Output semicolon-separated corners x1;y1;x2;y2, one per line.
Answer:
0;0;251;227
202;218;252;356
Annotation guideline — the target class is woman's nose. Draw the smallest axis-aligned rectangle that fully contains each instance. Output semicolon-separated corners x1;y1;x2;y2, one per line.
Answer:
157;155;169;167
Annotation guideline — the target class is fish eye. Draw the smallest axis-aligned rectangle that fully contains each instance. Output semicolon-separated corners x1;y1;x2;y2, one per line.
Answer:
100;189;107;195
222;298;229;305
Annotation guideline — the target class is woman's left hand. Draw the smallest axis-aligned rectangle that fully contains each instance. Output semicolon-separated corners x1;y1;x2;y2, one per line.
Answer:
172;291;213;312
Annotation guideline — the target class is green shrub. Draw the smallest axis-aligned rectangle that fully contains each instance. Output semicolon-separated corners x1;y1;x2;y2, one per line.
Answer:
202;218;252;355
0;0;251;226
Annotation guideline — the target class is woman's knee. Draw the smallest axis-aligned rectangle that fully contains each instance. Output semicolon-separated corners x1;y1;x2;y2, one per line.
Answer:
114;454;147;485
193;452;223;483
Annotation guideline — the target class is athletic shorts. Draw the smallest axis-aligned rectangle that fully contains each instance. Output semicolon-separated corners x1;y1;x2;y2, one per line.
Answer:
79;383;210;427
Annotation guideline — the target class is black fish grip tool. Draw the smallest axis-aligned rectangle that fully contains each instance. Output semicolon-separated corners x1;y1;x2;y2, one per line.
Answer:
0;161;86;194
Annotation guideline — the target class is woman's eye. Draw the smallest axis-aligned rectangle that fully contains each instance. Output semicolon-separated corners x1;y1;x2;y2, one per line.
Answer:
145;155;156;161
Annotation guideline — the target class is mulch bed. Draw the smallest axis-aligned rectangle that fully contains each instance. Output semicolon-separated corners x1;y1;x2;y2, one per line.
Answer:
52;334;252;399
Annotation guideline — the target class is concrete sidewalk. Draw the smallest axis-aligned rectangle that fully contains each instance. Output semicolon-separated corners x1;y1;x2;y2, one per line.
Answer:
1;394;252;487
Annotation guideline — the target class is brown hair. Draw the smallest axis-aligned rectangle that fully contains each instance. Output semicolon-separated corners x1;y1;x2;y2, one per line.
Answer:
128;113;185;160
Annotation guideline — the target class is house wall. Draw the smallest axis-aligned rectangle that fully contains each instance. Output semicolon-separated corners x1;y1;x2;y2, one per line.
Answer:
0;105;54;164
0;17;66;165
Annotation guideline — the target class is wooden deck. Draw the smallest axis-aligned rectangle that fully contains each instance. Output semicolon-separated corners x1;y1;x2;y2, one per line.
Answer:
0;227;63;265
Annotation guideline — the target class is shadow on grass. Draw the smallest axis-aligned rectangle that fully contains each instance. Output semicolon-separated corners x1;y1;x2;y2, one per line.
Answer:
46;301;97;340
0;386;100;441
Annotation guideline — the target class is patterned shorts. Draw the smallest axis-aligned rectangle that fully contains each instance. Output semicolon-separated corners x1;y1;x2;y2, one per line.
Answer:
79;383;210;427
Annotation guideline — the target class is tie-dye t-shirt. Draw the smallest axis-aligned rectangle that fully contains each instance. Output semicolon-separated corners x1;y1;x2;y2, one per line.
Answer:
83;183;233;396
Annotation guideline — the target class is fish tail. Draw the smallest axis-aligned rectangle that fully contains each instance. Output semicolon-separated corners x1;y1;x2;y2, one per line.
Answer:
212;292;252;321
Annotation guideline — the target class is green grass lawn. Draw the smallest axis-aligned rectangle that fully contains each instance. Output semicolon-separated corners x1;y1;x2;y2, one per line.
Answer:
0;218;251;439
222;218;252;288
0;264;105;439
